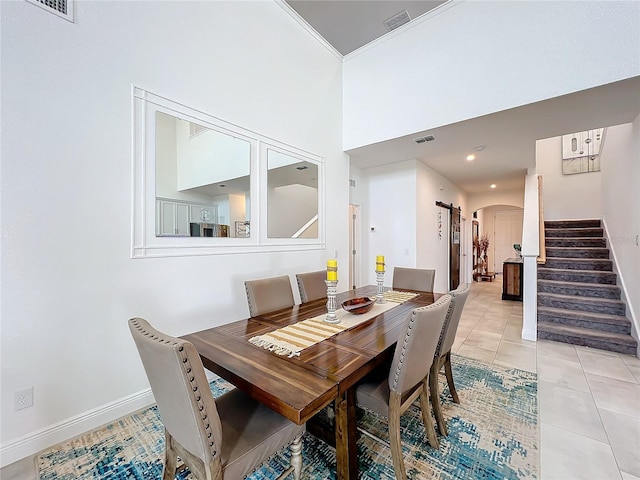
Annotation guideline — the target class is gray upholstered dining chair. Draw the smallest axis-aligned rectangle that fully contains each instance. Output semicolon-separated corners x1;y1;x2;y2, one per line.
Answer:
392;267;436;292
295;270;326;303
355;294;452;480
429;282;470;437
128;317;305;480
244;275;295;317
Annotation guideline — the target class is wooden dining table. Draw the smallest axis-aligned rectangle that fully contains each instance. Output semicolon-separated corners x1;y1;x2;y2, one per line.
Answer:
181;285;443;480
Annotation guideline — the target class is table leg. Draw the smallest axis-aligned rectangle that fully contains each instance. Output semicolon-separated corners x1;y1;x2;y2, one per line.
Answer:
335;388;357;480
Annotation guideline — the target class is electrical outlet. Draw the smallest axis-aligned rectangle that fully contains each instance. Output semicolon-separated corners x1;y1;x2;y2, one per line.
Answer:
14;387;34;411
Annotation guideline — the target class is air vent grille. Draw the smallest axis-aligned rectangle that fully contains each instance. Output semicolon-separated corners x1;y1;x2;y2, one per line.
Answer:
26;0;74;22
414;135;435;144
384;10;411;32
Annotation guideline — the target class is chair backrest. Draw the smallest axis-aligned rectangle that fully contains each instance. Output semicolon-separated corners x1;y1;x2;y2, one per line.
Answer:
128;318;223;465
392;267;436;292
388;294;452;395
296;270;326;303
436;283;471;358
244;275;295;317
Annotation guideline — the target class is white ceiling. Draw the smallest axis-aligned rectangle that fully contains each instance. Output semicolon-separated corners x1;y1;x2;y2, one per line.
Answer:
348;77;640;193
283;1;640;195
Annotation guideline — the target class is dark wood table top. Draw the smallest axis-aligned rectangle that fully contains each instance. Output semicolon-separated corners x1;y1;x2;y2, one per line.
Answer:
182;285;443;425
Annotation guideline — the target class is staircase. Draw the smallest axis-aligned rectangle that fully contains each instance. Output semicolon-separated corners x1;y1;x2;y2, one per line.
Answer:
537;219;637;355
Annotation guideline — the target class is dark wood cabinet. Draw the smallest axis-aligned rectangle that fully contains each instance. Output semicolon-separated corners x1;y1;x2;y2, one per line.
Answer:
502;258;523;301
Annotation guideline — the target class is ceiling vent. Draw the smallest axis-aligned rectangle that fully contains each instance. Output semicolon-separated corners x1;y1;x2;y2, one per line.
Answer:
384;10;411;32
414;135;435;144
26;0;74;22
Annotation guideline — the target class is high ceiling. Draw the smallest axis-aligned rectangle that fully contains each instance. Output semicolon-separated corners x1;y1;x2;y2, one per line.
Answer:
285;0;447;56
283;1;640;195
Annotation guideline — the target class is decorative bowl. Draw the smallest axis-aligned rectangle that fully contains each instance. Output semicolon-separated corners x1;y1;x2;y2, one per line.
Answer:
342;297;375;315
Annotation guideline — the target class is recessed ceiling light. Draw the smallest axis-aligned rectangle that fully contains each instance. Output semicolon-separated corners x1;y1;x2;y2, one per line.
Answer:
218;184;226;188
473;145;486;152
296;165;308;170
466;154;475;161
490;184;496;189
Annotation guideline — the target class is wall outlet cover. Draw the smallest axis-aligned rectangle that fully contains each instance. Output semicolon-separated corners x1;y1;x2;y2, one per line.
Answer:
14;387;34;410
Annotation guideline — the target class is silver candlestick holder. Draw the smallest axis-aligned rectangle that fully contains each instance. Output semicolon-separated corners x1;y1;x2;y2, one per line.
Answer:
325;280;340;324
375;271;386;304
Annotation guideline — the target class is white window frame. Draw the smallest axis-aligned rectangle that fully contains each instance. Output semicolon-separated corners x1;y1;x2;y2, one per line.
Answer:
131;86;325;258
260;142;324;246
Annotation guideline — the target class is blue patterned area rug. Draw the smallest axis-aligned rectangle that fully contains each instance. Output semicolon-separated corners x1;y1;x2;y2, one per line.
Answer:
38;355;538;479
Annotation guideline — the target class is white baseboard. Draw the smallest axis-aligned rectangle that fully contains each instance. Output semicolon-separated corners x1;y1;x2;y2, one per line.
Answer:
602;218;639;357
0;388;154;468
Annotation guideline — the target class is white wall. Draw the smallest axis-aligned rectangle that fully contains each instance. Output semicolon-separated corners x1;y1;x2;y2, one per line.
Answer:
176;119;250;191
228;193;248;238
469;188;524;214
537;136;603;220
0;0;345;463
357;160;467;293
361;160;418;286
267;184;318;237
343;0;640;150
156;113;218;204
600;118;640;346
532;118;640;344
348;165;367;208
156;112;179;199
416;161;467;293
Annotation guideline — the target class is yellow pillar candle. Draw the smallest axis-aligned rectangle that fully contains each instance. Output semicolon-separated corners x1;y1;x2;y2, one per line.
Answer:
327;259;338;281
376;255;385;272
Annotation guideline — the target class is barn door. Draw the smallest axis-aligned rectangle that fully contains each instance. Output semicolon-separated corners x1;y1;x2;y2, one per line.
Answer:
436;201;461;291
450;206;461;290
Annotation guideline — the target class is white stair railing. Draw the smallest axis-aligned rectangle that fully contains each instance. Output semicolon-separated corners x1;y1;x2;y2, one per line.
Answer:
291;215;318;239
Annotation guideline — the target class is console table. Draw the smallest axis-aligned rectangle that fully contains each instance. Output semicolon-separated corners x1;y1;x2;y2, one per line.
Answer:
502;258;523;301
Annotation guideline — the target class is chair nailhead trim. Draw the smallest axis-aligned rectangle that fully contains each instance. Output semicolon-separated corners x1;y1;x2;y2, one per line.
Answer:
390;296;450;391
131;319;219;459
176;346;219;458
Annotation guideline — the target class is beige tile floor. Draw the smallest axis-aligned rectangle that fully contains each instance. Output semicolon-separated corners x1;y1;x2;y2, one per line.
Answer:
458;279;640;480
3;279;639;479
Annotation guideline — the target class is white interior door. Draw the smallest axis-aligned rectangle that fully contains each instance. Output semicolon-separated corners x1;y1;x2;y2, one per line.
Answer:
494;210;523;272
349;204;361;289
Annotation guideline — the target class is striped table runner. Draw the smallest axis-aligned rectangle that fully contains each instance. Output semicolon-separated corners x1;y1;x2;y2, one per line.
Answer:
382;290;421;303
249;290;418;357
